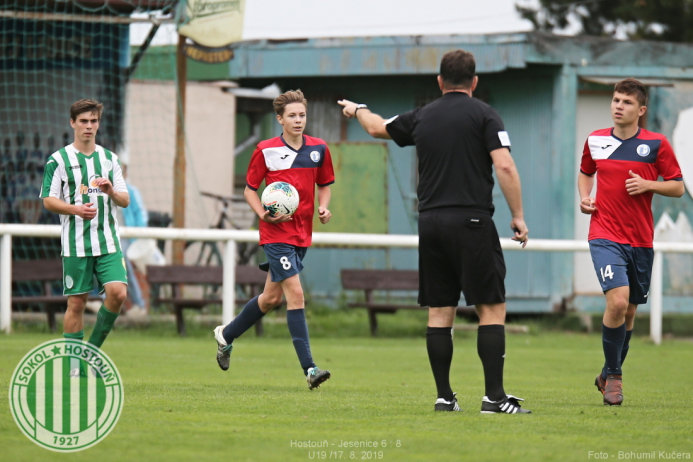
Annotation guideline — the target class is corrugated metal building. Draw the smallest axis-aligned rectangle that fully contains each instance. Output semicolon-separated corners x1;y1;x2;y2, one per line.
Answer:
225;33;693;313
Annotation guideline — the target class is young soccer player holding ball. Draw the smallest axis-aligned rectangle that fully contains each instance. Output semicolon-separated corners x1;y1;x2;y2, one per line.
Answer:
214;90;335;390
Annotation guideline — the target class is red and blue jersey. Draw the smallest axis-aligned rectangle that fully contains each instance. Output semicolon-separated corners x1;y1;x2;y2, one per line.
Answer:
246;135;335;247
580;128;683;248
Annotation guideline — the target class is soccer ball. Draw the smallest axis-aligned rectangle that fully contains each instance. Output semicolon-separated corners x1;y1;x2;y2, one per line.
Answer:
261;181;300;217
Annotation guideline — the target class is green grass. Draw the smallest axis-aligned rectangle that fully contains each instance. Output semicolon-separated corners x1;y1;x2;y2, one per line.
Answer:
1;331;692;462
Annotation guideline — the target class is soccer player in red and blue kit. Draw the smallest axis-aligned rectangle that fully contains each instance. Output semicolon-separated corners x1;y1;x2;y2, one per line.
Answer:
214;90;335;390
578;78;684;406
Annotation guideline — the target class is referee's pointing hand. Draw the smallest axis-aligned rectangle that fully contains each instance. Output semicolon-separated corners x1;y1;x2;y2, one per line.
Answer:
338;99;357;118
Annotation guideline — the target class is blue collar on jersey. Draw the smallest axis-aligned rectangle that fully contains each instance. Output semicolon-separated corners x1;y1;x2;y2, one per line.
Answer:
280;134;306;153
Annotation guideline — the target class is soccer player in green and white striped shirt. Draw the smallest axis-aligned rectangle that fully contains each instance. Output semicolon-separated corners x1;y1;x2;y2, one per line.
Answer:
40;99;130;351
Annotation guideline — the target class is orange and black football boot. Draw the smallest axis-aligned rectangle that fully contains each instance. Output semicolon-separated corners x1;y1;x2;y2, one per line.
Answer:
603;374;623;406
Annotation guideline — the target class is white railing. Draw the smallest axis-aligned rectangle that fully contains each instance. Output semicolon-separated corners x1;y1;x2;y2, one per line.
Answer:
2;223;693;344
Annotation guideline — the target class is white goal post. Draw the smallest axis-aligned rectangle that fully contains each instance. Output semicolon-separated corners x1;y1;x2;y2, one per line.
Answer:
2;223;693;344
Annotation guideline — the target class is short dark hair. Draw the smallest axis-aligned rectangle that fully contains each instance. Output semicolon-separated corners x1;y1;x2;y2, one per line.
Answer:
273;90;307;116
70;98;103;121
614;78;648;106
439;50;476;88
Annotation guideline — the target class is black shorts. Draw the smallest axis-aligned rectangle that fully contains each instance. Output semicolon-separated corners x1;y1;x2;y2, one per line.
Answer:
418;208;506;307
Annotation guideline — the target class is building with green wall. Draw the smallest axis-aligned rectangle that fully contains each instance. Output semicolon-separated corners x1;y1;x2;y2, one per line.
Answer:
135;32;693;312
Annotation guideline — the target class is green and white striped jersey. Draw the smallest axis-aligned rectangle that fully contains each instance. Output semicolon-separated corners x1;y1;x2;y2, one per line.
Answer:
39;144;128;257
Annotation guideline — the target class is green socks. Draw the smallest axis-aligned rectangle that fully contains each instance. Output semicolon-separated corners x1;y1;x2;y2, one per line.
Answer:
62;306;119;349
63;330;84;342
87;305;119;348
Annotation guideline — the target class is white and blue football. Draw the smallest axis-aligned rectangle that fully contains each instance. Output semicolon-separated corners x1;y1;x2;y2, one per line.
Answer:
261;181;300;217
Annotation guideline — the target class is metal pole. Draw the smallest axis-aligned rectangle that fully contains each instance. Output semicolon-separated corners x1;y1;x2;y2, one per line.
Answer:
172;34;187;265
0;10;174;24
222;240;237;325
125;23;161;84
650;251;663;345
1;234;12;333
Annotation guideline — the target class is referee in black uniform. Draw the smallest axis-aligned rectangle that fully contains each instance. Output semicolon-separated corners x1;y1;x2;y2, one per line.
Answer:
338;50;530;414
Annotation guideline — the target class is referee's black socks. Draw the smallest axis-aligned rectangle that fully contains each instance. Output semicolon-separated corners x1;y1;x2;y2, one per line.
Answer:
426;326;454;402
477;324;506;402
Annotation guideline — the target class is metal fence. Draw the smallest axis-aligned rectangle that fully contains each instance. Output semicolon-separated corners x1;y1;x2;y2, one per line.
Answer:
3;223;693;344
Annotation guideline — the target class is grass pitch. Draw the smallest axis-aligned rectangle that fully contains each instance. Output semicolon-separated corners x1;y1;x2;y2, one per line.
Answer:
1;331;692;462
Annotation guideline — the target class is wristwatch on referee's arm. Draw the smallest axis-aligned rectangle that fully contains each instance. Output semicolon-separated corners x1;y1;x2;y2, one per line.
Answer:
354;104;368;118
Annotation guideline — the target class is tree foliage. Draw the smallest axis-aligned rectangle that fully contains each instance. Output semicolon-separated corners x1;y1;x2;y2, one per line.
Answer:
517;0;693;42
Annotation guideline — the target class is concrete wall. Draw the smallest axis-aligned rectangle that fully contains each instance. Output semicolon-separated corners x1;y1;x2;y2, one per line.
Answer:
574;92;614;295
125;81;235;263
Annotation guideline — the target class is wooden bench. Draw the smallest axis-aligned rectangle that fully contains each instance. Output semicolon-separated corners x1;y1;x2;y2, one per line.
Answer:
12;259;102;332
146;265;281;336
341;269;477;336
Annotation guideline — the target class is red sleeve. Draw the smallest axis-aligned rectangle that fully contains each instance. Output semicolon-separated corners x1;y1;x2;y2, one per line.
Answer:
656;137;683;181
246;146;268;190
580;139;596;176
317;145;335;186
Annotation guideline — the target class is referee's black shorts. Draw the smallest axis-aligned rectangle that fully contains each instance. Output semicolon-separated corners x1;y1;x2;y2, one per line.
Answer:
418;208;506;307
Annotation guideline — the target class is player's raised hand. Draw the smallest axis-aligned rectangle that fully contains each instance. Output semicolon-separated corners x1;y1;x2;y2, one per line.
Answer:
318;207;331;224
510;217;529;248
337;99;357;118
260;210;292;224
626;170;650;196
94;177;114;195
580;196;596;214
75;203;96;220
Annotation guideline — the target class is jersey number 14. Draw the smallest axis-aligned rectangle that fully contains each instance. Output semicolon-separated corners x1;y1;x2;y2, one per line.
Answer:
600;265;614;282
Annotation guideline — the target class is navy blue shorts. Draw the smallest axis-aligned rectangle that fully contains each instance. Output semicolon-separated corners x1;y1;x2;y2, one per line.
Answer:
589;239;654;305
259;243;307;283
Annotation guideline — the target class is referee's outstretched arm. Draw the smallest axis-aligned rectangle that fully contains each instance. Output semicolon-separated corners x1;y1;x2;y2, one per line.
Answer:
337;98;528;247
338;99;391;139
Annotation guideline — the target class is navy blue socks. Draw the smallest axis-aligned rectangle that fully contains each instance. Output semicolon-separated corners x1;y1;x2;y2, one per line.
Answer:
287;309;315;374
602;323;626;376
222;296;265;344
621;329;633;364
222;299;316;375
602;328;632;379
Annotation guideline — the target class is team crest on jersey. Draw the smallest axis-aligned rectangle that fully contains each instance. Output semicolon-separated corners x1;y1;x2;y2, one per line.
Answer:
102;160;112;171
310;151;321;163
636;144;651;157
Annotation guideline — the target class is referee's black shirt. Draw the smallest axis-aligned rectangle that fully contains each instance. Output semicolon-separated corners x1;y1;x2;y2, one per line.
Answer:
385;92;510;214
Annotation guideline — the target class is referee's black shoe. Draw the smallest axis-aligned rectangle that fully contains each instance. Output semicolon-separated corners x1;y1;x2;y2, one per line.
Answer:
480;395;531;414
434;393;462;412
